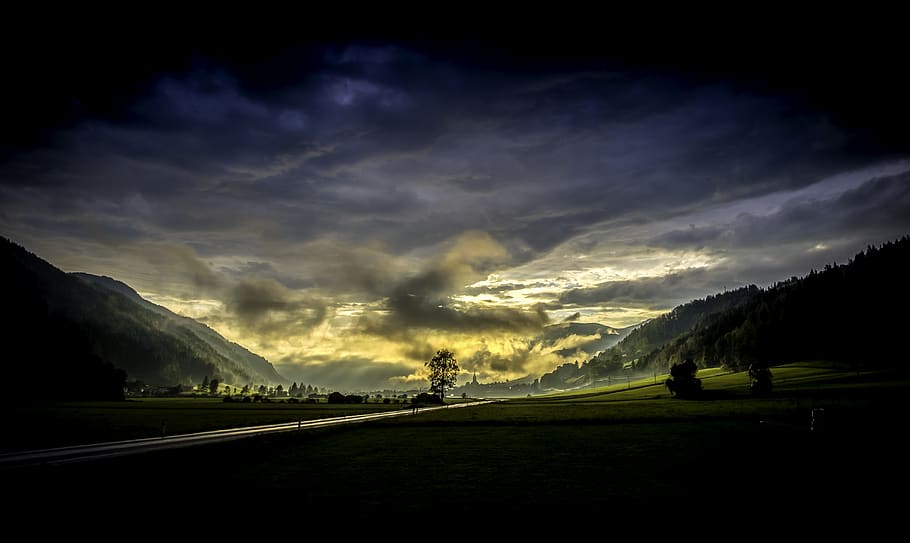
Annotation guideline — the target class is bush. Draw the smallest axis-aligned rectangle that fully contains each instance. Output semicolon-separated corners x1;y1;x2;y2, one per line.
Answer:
412;392;444;405
665;359;702;399
328;391;366;404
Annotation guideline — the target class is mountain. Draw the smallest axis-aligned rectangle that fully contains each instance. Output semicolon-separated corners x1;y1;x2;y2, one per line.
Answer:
605;235;910;374
531;322;634;391
74;273;286;386
535;235;910;390
1;237;286;398
536;288;759;390
587;284;761;373
534;321;634;359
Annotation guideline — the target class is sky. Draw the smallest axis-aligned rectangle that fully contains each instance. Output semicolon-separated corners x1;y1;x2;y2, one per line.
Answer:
2;12;909;391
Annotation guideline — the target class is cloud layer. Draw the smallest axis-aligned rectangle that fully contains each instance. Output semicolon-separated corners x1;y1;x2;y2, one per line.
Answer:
2;27;909;390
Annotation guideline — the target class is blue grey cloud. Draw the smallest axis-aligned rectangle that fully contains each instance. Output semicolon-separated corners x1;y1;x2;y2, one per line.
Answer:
2;24;909;390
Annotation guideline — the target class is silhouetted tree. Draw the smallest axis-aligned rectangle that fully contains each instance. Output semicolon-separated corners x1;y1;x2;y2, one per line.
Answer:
665;358;702;399
209;378;220;395
426;348;459;399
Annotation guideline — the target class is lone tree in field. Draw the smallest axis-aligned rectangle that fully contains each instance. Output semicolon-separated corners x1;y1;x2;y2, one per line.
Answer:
426;348;459;399
665;358;702;399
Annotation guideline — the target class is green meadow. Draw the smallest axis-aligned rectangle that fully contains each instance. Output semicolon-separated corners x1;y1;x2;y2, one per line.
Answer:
4;361;909;527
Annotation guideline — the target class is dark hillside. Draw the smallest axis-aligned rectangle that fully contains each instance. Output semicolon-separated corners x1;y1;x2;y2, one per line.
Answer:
630;236;910;373
1;237;286;399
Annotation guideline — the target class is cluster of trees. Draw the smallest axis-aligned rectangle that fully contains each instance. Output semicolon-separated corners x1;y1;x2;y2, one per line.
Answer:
539;361;587;390
327;391;365;404
196;377;327;399
288;382;321;397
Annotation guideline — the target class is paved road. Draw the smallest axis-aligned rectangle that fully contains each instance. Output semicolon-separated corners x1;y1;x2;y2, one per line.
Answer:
0;400;497;468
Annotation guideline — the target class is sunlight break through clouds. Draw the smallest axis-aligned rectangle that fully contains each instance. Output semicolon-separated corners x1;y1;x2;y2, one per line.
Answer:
2;32;909;391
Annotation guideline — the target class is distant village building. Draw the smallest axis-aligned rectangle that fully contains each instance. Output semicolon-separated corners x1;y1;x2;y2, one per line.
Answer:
453;371;539;398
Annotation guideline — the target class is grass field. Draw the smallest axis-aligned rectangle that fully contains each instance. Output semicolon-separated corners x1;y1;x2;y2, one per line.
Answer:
4;361;908;530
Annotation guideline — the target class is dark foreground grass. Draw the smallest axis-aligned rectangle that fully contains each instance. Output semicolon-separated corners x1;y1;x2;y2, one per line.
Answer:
4;363;908;532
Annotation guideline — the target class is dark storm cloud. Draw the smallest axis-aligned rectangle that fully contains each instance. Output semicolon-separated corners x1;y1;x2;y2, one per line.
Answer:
318;230;554;336
361;265;551;335
380;291;550;334
227;277;328;336
155;244;225;291
463;281;553;297
219;260;278;277
465;342;536;374
612;170;910;296
822;173;910;235
651;224;730;249
5;29;906;267
3;17;910;392
447;174;496;193
559;269;717;310
651;171;910;253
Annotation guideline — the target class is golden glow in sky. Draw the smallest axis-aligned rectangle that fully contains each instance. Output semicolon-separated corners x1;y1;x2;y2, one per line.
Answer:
3;35;909;391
